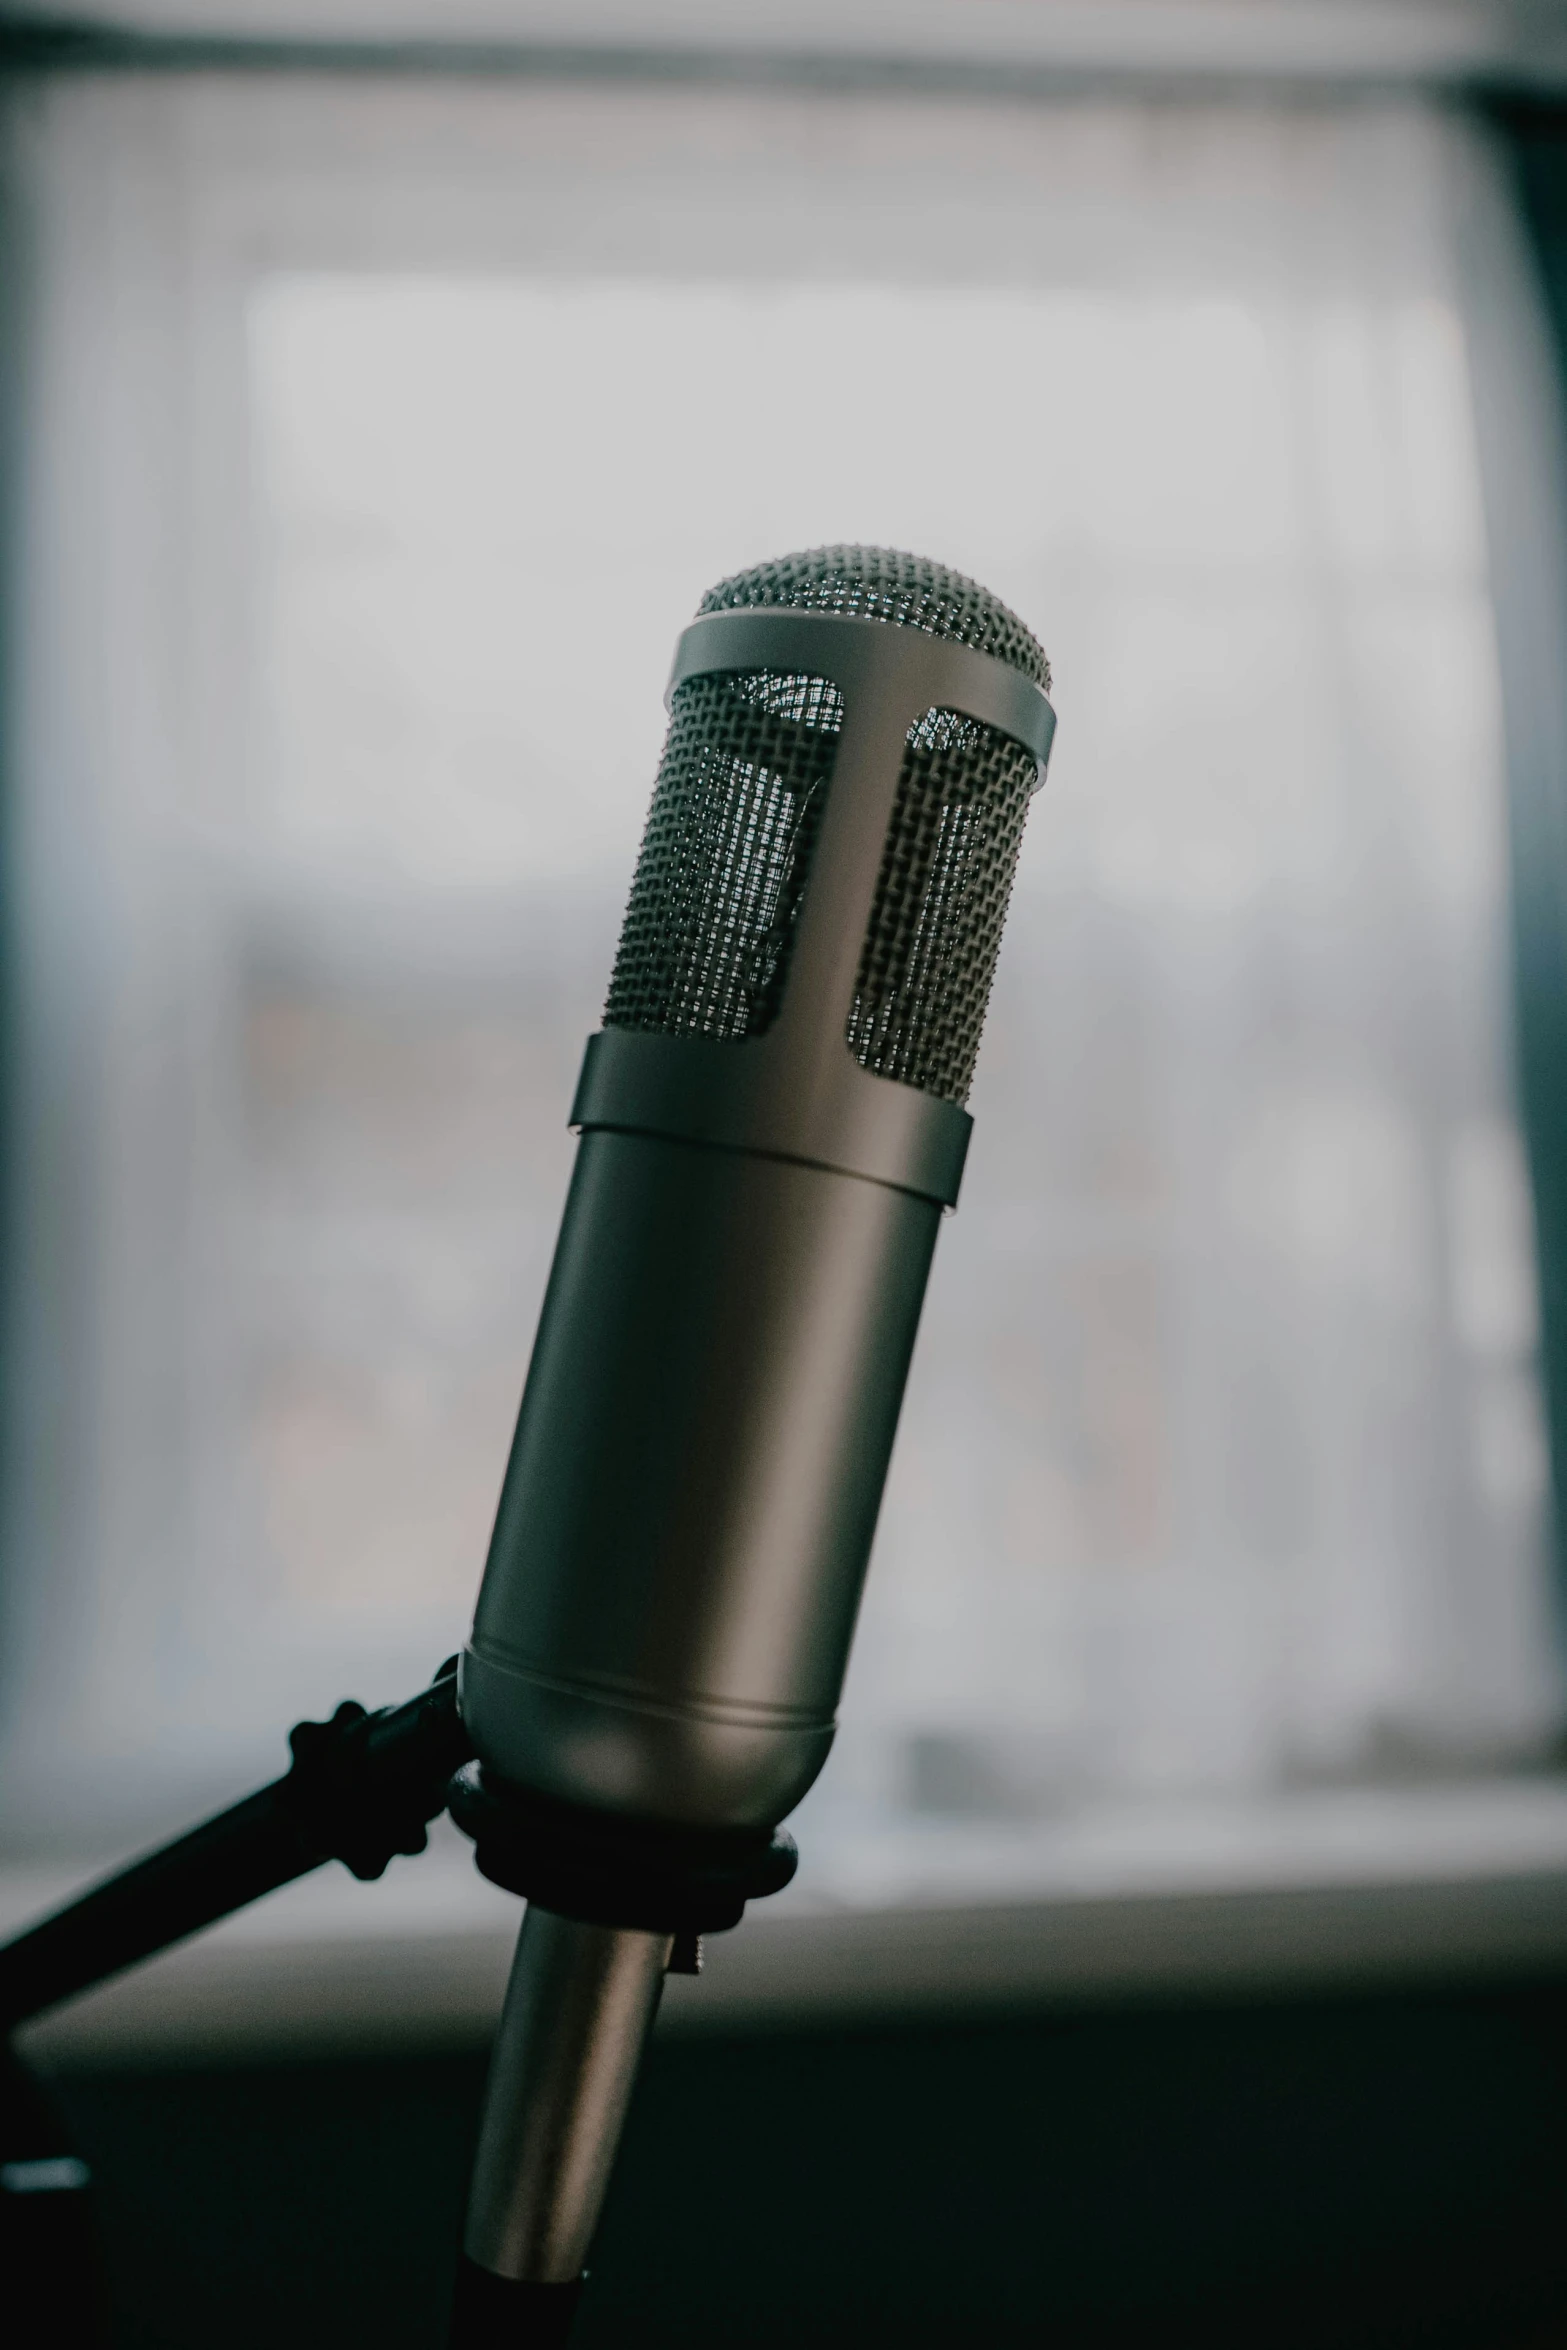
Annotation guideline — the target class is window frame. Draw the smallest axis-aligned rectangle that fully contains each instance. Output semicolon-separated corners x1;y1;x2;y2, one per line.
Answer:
3;47;1567;2039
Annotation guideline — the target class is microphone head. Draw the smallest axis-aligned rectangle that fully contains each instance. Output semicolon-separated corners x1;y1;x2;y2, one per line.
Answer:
605;546;1051;1107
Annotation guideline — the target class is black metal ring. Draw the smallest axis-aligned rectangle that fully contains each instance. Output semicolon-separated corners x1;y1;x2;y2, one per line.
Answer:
447;1764;797;1935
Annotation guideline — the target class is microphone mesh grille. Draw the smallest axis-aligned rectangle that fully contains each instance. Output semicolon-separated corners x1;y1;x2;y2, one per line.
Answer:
607;547;1048;1104
604;669;843;1042
847;711;1037;1105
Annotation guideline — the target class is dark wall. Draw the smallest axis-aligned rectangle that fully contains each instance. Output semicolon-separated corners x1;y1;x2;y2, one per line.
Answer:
34;1975;1567;2349
1485;101;1567;1633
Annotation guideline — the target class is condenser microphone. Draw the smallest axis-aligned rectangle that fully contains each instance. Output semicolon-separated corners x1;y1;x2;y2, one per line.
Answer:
447;547;1054;2346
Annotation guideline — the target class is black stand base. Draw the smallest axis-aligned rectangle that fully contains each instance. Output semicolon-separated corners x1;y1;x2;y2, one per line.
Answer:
448;2254;585;2348
0;2045;110;2350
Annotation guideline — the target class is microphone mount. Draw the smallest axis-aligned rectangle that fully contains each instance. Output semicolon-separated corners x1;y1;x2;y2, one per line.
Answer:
447;1763;797;1938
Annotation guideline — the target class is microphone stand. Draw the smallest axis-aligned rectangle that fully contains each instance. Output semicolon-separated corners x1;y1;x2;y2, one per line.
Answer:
0;1658;472;2032
0;1657;473;2350
0;1662;796;2350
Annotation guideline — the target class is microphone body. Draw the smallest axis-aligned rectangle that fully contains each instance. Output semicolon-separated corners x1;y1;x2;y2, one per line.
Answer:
465;1124;938;1828
462;600;1054;1836
450;552;1054;2339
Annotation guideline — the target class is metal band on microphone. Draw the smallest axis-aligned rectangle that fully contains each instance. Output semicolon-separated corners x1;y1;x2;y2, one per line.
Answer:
667;606;1057;774
569;1028;972;1205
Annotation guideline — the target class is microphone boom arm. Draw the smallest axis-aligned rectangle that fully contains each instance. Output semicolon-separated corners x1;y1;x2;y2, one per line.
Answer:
0;1659;473;2032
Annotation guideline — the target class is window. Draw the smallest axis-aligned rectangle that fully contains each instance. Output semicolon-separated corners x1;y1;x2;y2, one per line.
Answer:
2;71;1561;1906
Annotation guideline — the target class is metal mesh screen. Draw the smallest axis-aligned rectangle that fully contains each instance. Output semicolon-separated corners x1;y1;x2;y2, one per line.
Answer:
846;709;1038;1104
699;545;1050;692
609;547;1047;1096
604;669;843;1041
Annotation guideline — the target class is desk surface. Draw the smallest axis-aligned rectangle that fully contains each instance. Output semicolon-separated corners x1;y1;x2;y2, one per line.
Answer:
8;1777;1567;2066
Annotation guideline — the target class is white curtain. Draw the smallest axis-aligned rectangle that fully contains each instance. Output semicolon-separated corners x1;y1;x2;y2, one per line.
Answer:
0;70;1558;1878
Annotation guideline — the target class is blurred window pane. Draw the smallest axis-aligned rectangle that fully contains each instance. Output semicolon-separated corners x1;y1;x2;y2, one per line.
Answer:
1;76;1559;1885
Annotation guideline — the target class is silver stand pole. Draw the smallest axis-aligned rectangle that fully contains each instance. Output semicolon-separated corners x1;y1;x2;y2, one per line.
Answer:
463;1907;673;2288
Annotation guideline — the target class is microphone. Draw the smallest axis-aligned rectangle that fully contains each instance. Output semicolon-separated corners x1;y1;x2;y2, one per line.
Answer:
448;547;1054;2342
